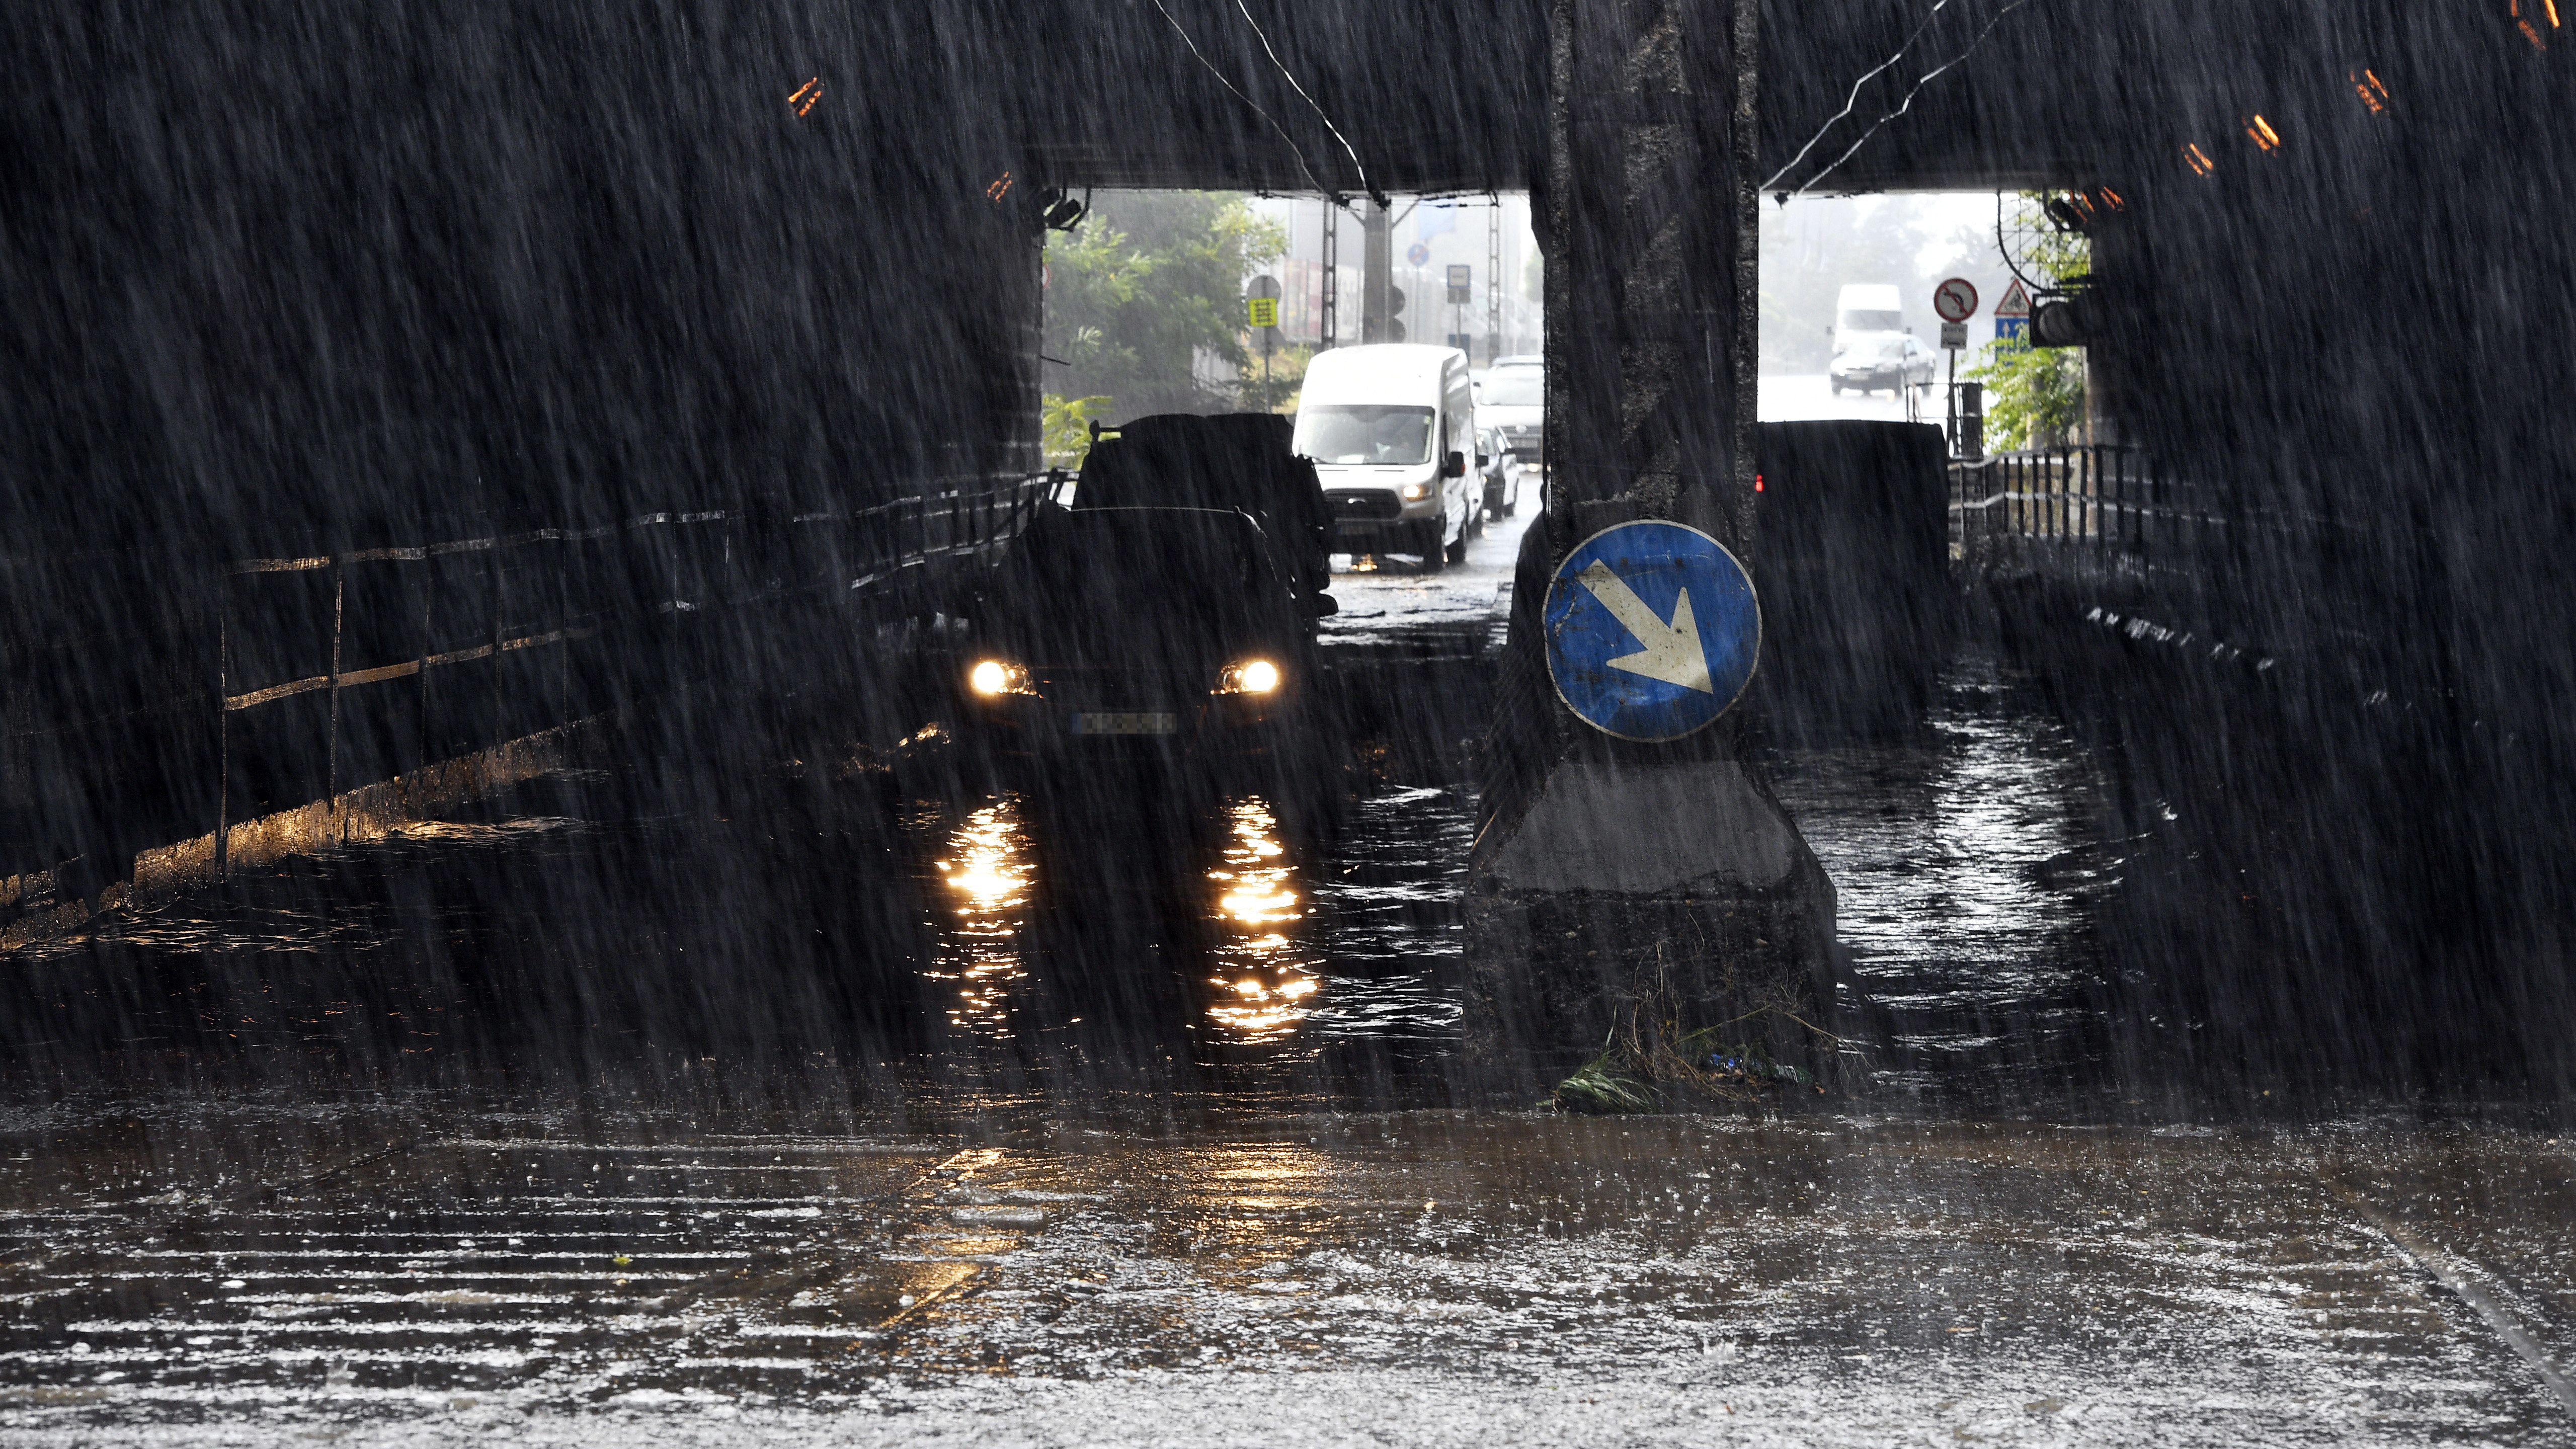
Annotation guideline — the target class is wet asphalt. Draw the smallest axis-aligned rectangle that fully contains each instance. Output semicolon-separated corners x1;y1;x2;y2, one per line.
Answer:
2;508;2571;1444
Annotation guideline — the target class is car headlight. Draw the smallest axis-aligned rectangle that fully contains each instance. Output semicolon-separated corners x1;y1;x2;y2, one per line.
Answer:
1401;481;1430;501
968;659;1034;696
1215;658;1281;695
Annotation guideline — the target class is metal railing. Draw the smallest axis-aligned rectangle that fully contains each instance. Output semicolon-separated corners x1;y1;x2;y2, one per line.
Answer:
1947;444;2225;568
791;470;1058;593
203;469;1056;870
1943;444;2450;694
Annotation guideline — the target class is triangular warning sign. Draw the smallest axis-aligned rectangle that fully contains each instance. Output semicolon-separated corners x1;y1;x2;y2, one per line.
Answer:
1995;279;2033;317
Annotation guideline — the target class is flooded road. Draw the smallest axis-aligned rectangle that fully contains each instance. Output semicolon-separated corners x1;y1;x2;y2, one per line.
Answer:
2;1109;2571;1445
3;510;2570;1443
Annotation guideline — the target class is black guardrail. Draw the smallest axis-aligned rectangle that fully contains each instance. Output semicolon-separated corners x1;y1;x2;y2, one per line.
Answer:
1946;444;2221;566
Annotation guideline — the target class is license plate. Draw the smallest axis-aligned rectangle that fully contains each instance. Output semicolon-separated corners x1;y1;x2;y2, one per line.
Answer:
1071;711;1178;736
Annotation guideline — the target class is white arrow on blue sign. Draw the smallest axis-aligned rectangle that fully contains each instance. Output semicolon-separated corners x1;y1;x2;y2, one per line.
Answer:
1544;520;1760;742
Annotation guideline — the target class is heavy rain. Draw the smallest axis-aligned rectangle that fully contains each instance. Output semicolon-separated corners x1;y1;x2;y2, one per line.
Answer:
4;3;2574;1444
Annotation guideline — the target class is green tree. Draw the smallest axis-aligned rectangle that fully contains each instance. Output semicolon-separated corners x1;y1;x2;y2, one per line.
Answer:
1967;193;2090;449
1966;338;2085;450
1042;192;1287;420
1039;393;1111;468
1236;343;1311;415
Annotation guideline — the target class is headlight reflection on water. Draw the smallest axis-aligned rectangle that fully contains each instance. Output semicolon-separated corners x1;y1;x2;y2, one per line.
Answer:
927;797;1035;1038
920;794;1328;1046
1205;797;1322;1043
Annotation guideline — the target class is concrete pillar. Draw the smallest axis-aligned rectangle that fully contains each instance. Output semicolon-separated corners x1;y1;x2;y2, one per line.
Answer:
1463;0;1838;1083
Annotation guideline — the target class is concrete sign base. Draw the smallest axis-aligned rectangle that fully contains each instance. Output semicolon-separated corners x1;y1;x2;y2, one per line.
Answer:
1463;753;1840;1093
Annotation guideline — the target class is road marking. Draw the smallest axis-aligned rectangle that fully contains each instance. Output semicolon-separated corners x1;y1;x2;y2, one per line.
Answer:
1576;560;1713;693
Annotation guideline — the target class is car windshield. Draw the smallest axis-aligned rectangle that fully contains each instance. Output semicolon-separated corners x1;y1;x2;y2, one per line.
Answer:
1840;308;1904;332
1293;405;1434;465
1480;369;1543;407
1007;508;1282;640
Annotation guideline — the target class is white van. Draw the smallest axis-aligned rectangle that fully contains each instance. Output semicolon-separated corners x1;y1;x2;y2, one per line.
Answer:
1832;283;1905;354
1293;344;1480;571
1476;361;1544;473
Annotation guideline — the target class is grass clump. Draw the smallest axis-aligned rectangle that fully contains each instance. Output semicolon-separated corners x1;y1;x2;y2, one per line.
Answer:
1546;950;1836;1113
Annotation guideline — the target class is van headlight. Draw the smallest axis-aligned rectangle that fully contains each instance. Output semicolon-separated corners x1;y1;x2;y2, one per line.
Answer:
968;659;1034;696
1402;481;1430;501
1215;659;1281;695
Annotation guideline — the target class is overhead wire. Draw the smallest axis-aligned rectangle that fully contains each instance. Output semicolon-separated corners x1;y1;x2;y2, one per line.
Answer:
1227;0;1376;205
1144;0;1329;198
1761;0;1959;192
1784;0;2045;199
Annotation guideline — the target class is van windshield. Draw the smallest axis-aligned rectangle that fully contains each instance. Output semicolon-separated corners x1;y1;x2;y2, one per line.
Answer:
1293;405;1434;465
1839;309;1904;333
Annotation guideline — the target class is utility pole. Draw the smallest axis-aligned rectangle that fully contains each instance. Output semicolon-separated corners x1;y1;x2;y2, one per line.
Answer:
1319;203;1338;350
1361;197;1392;343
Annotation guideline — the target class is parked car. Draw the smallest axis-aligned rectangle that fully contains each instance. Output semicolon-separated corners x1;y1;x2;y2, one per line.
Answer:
1294;344;1479;571
964;504;1330;777
1829;333;1936;396
1479;426;1524;520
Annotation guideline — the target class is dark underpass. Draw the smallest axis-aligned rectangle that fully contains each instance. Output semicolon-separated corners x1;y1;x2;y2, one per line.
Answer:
7;2;2576;1443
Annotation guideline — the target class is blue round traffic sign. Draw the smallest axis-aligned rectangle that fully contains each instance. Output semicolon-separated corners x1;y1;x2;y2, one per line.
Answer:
1544;521;1760;741
1405;242;1431;266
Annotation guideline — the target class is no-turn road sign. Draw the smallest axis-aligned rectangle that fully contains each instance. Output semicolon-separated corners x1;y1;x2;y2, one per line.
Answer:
1934;277;1980;324
1544;521;1760;742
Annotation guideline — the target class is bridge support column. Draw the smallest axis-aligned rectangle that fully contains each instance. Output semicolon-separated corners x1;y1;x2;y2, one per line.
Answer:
1464;0;1838;1086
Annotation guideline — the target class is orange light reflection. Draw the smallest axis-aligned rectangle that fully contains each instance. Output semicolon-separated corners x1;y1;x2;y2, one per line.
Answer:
925;799;1035;1038
1203;798;1321;1043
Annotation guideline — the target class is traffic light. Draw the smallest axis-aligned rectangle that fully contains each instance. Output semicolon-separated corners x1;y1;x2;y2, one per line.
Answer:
2030;292;2090;348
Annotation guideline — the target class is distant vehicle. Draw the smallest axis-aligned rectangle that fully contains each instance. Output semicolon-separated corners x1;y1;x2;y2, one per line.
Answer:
1829;334;1936;396
1475;361;1544;470
1479;426;1524;520
1832;283;1905;354
1294;344;1480;571
964;505;1329;775
1492;354;1543;368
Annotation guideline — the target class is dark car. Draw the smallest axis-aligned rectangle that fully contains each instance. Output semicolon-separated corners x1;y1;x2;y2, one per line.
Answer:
962;505;1331;780
1074;412;1332;601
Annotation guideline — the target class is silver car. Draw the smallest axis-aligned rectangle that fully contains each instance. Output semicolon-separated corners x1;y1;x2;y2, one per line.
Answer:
1829;334;1937;396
